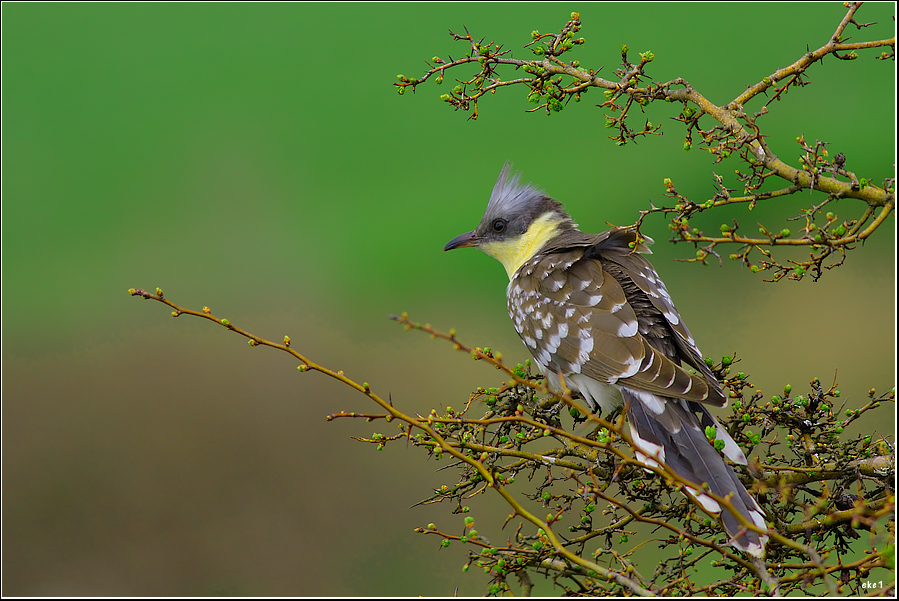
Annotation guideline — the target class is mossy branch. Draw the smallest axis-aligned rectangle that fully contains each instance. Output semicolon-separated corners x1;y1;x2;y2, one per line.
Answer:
395;2;895;282
131;288;895;596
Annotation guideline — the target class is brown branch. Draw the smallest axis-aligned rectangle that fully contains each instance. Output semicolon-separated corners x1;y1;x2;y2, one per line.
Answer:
132;287;896;595
397;4;894;283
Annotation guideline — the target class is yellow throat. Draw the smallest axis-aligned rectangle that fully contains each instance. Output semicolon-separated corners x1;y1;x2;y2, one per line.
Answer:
479;212;563;280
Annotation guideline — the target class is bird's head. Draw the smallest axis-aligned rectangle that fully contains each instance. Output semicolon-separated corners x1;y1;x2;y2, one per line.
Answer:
444;163;577;279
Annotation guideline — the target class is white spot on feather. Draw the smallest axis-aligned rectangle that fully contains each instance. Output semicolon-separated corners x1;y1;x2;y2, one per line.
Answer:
576;337;593;365
586;294;603;307
618;355;641;378
705;414;747;465
617;318;638;338
546;333;561;354
629;389;667;416
687;489;721;513
629;423;666;466
568;374;622;414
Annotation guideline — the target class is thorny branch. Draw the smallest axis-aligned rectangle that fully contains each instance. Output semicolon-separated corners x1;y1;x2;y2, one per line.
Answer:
130;288;895;596
395;3;895;282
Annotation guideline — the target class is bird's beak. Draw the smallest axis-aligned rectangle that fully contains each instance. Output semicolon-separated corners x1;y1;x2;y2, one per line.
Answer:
444;231;479;251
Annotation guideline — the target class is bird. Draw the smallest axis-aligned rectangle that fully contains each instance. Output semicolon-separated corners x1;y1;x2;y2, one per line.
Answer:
443;163;768;557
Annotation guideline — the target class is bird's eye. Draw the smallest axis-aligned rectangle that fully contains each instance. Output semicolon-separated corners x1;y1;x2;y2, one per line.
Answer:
491;218;507;233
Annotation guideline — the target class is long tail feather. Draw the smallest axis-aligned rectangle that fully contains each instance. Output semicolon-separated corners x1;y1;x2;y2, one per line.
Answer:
624;389;768;556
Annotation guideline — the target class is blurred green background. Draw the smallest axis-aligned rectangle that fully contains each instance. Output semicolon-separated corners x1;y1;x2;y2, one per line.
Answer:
2;2;895;596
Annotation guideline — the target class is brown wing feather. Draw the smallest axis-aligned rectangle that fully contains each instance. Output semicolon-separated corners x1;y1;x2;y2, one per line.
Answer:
589;229;725;405
509;248;720;405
